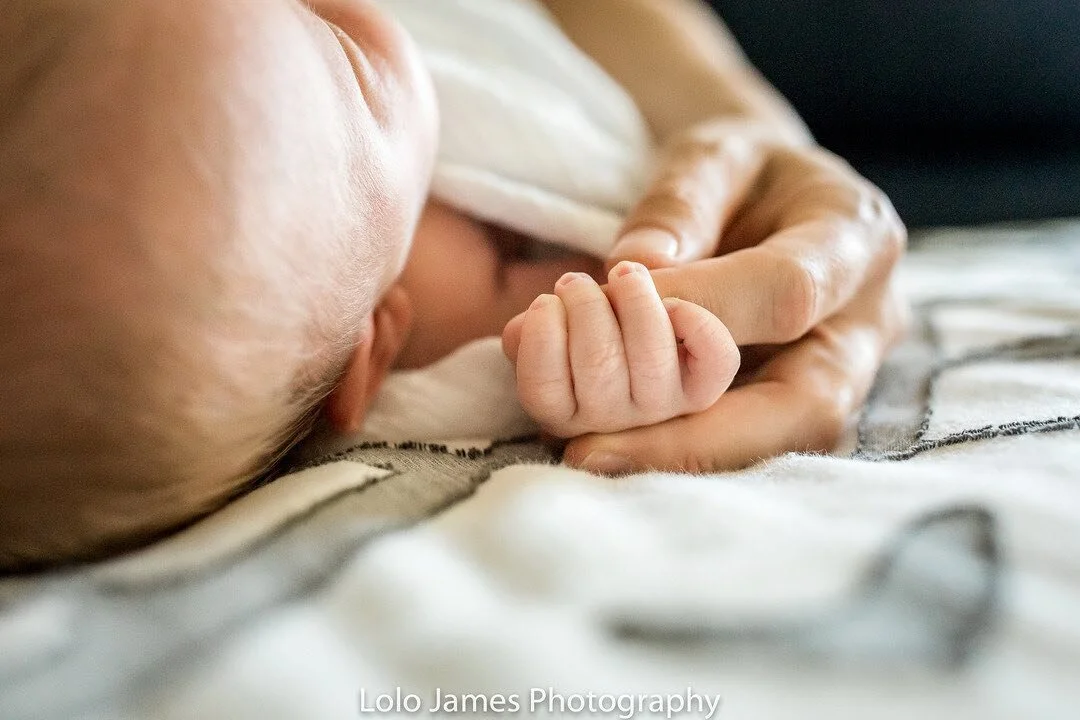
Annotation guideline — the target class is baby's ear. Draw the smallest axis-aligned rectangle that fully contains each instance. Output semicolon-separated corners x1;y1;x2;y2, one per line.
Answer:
325;285;413;434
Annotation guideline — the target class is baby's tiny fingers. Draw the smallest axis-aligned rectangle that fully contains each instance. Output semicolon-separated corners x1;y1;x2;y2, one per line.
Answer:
607;261;681;415
515;294;577;430
555;271;629;418
663;297;740;413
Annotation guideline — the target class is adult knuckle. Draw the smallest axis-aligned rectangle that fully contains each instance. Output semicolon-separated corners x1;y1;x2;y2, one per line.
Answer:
668;132;723;161
884;218;908;267
770;254;821;342
779;146;844;188
668;124;741;160
862;186;908;266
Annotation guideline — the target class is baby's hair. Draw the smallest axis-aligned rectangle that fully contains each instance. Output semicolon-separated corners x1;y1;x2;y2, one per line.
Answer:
0;0;373;571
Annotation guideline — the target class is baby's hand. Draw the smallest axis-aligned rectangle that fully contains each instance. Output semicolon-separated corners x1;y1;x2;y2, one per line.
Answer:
501;261;739;438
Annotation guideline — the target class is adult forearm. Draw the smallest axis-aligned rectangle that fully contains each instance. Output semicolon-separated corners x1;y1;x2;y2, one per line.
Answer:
540;0;812;145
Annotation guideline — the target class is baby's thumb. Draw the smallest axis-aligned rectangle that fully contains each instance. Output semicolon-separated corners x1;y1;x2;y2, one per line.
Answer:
663;297;740;414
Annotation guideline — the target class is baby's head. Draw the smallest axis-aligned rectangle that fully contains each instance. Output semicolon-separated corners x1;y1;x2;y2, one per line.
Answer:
0;0;437;570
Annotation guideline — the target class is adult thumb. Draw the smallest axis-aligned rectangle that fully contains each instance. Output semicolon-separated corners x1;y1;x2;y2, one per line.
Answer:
608;127;764;272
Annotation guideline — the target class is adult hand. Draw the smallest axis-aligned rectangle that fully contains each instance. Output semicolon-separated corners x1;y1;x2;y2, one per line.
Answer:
564;119;909;474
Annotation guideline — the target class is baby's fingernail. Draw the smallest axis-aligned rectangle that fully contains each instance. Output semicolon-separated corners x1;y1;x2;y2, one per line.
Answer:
611;228;678;261
611;260;647;278
557;272;591;288
579;451;636;476
530;294;556;310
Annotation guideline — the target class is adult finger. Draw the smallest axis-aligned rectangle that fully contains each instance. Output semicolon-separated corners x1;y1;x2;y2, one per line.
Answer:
608;125;767;270
563;280;899;473
647;174;904;346
646;221;855;345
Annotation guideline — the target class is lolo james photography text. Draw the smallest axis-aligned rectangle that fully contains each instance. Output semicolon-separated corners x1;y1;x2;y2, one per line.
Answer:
358;687;723;718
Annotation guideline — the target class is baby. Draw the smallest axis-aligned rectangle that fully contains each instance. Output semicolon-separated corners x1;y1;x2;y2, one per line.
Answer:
0;0;736;570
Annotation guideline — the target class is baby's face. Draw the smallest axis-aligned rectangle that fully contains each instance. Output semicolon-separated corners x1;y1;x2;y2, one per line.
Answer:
394;202;604;369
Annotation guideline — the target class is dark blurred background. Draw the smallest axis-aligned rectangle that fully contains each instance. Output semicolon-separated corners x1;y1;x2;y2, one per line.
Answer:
705;0;1080;228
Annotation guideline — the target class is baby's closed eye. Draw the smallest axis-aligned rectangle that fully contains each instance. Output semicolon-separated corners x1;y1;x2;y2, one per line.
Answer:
480;221;604;322
486;223;575;266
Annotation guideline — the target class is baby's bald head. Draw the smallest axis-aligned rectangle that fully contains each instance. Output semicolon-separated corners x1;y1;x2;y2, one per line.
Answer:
0;0;436;570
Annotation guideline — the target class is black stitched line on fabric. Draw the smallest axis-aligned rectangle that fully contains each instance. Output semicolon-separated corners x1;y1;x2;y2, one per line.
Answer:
855;293;1080;461
870;414;1080;462
291;434;540;474
907;330;1080;453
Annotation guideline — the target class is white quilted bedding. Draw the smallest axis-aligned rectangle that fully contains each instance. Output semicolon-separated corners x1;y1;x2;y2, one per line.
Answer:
2;219;1079;719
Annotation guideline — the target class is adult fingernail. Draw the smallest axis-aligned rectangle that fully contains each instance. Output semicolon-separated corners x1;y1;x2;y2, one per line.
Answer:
611;228;679;261
579;451;637;476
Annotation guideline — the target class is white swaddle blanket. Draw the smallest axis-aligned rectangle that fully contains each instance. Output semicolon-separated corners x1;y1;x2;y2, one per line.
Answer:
358;0;656;442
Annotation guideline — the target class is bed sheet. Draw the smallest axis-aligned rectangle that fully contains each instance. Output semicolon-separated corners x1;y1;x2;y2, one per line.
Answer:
2;220;1079;720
